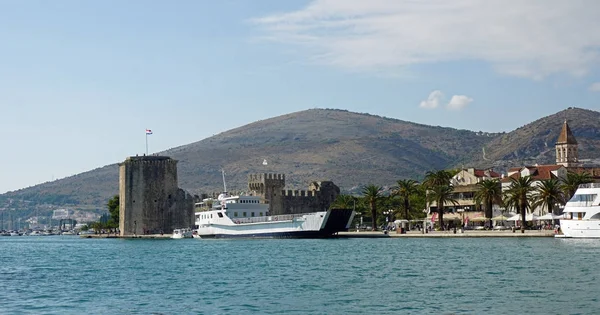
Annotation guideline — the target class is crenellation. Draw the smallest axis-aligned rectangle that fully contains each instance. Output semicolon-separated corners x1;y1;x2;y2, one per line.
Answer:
248;173;339;214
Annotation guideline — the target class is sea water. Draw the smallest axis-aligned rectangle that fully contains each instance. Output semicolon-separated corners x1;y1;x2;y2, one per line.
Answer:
1;236;598;315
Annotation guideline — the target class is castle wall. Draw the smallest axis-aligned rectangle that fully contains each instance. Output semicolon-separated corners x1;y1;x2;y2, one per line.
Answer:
119;156;194;236
248;173;285;215
248;173;339;215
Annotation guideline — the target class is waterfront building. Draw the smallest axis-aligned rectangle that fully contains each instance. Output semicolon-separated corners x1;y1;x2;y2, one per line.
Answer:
427;168;501;222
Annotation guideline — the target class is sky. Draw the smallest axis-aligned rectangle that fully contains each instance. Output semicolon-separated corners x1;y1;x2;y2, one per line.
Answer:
1;0;600;194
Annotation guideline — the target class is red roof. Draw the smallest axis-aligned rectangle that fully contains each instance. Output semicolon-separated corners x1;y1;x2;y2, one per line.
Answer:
501;165;564;182
473;169;501;178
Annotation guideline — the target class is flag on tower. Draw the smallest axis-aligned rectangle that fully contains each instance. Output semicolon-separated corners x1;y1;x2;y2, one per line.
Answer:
146;129;153;135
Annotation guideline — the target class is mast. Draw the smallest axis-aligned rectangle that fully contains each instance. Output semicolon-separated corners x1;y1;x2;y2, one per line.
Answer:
221;169;227;193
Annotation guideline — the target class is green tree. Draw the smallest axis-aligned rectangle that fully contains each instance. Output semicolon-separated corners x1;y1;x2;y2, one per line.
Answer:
532;178;564;225
423;170;453;188
392;179;419;220
424;170;456;230
106;195;119;229
474;179;503;229
361;184;383;231
503;176;535;233
561;171;593;201
330;194;356;210
427;184;458;229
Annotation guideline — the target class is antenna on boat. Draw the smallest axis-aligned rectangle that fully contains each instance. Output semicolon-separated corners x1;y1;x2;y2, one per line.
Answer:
221;168;227;193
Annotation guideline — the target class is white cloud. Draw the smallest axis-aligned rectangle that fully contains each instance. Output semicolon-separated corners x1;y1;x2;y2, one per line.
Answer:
253;0;600;79
447;95;474;110
589;82;600;92
419;90;444;109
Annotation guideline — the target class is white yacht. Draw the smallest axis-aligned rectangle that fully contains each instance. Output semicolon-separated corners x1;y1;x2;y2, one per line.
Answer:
171;228;193;239
557;183;600;238
194;193;354;239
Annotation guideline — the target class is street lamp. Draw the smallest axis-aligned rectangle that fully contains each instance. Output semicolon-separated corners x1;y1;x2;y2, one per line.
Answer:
383;210;393;228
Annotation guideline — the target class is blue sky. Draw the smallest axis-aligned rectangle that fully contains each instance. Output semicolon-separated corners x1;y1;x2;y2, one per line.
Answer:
1;0;599;193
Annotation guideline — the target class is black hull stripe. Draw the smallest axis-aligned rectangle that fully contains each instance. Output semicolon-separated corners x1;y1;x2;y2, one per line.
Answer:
200;230;340;239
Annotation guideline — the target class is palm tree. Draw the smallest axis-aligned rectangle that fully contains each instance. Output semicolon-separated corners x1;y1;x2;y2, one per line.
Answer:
424;170;456;230
330;194;356;210
391;179;419;220
361;184;383;231
561;171;593;201
474;179;503;229
503;176;535;233
427;184;458;229
423;170;453;188
532;178;564;225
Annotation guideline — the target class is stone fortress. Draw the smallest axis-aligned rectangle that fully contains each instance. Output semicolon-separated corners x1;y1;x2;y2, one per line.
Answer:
247;173;340;215
117;155;341;235
119;156;194;236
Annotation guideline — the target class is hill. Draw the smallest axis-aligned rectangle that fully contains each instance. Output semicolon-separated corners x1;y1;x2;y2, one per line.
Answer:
463;107;600;169
1;107;599;212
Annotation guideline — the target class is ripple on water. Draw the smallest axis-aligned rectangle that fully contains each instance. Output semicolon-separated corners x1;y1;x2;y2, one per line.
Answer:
2;237;600;314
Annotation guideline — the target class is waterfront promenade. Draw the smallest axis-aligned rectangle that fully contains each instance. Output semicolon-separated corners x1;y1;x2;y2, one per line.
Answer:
339;229;555;238
81;229;555;239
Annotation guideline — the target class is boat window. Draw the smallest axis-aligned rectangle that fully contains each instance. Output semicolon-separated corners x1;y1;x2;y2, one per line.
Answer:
569;194;597;203
234;212;238;217
243;212;247;217
218;212;224;218
578;212;584;220
211;214;213;219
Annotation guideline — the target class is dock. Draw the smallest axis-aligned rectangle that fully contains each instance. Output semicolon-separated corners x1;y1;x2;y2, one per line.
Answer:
338;230;555;238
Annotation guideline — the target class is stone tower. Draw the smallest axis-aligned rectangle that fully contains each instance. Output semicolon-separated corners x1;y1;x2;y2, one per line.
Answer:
248;173;285;215
555;120;579;167
119;156;194;236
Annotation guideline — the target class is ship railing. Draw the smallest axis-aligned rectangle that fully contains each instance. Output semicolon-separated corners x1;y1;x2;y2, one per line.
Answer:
232;212;323;224
578;183;600;189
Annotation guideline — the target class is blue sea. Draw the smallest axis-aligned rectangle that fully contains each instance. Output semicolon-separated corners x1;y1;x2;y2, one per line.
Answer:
1;236;598;314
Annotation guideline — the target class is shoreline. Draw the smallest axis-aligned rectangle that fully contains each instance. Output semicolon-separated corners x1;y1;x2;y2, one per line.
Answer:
338;230;555;238
80;230;556;239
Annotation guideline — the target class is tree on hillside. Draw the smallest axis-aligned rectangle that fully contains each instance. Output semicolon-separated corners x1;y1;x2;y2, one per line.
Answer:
474;179;503;229
361;184;383;231
561;171;593;201
424;170;456;229
503;176;535;233
532;178;564;225
106;195;119;229
391;179;419;220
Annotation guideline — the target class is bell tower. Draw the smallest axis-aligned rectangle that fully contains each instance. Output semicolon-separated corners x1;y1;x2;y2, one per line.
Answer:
555;120;579;167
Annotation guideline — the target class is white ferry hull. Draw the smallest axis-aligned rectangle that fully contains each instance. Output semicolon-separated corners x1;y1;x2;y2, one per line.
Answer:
557;220;600;238
196;209;354;239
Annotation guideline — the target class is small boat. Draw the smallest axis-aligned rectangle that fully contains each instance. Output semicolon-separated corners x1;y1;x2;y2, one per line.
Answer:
557;183;600;238
171;228;193;239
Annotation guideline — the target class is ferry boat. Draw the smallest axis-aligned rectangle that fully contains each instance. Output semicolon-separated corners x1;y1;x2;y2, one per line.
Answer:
194;193;354;239
557;183;600;238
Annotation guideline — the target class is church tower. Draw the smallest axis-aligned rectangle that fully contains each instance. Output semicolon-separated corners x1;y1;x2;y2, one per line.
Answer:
555;120;579;167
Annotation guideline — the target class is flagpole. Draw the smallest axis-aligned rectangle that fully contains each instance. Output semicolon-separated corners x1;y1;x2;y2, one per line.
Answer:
145;131;148;155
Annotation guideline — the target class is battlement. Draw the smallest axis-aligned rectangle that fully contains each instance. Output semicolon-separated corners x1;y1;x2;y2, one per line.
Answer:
282;190;316;197
120;156;177;166
248;173;285;182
